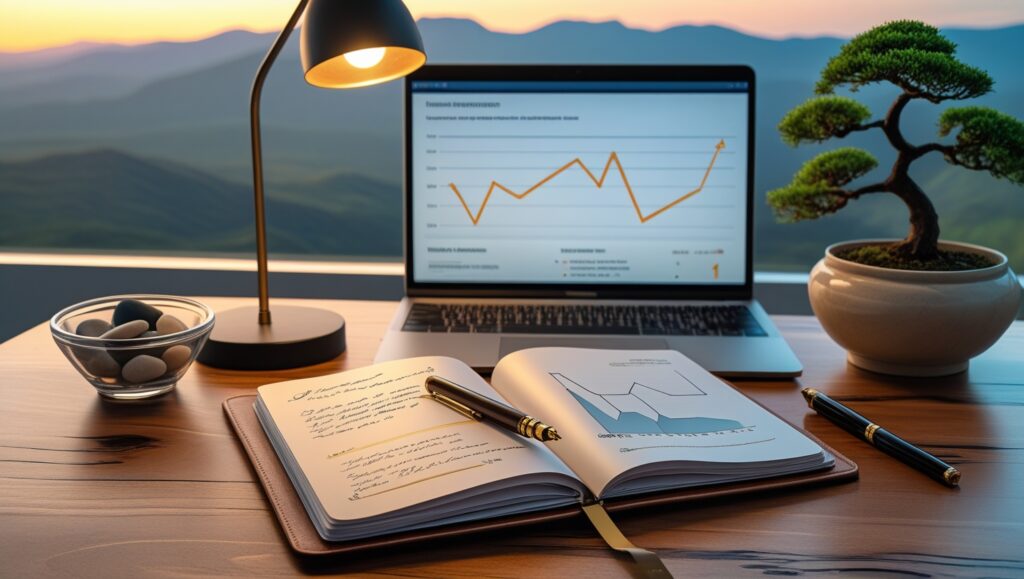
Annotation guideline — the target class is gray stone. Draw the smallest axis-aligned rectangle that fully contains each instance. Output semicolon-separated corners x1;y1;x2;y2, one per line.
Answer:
76;319;112;337
161;345;192;372
141;331;159;338
80;349;121;378
100;320;149;339
121;355;167;384
156;314;188;336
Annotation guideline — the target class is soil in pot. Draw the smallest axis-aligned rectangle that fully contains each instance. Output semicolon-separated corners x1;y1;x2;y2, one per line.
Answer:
836;243;996;271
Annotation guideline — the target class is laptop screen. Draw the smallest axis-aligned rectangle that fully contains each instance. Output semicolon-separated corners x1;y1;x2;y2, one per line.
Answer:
407;71;752;293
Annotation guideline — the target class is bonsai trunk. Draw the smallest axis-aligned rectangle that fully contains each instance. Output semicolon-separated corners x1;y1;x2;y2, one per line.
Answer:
891;174;940;260
881;93;941;261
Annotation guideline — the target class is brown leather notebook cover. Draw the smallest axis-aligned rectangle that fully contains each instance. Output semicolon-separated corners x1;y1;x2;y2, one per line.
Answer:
224;394;857;556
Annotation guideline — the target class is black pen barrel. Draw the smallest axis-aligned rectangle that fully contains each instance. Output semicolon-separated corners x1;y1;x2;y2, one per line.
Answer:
809;394;872;439
872;429;959;486
426;376;521;431
803;388;960;487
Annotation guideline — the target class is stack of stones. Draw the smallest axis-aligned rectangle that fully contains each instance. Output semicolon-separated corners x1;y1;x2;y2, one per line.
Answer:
74;299;194;385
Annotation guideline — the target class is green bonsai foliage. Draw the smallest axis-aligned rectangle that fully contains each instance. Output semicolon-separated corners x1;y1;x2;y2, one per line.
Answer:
768;20;1024;262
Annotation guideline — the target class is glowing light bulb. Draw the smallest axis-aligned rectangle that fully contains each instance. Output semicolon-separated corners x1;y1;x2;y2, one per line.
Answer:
343;47;386;69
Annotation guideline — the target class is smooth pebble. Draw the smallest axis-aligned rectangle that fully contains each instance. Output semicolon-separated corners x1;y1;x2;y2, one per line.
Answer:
100;319;149;339
113;299;163;330
122;355;167;383
161;345;192;372
80;350;121;377
76;319;113;337
156;314;187;335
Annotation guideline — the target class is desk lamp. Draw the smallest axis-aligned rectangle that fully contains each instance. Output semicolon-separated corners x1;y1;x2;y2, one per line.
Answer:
198;0;425;370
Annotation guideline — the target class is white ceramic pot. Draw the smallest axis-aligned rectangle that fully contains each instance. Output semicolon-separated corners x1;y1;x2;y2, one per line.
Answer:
809;240;1021;377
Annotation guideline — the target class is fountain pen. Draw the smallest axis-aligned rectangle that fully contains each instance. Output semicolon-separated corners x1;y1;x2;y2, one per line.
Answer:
802;388;960;487
425;375;562;442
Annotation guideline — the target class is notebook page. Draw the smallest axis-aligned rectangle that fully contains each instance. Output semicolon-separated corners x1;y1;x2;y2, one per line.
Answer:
492;348;825;497
257;356;579;522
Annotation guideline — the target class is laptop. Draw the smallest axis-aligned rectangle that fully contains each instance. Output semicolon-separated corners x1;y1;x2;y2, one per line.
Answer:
374;65;802;378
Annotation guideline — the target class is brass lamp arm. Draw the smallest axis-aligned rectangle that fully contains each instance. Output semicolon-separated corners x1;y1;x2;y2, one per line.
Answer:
249;0;310;325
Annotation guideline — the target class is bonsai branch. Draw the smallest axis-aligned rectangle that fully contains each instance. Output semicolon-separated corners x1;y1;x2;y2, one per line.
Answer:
848;182;888;198
834;119;884;138
824;182;888;213
895;84;965;104
882;92;914;152
910;142;955;160
831;181;888;209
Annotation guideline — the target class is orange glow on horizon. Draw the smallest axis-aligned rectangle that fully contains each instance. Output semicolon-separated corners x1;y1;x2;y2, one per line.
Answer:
0;0;1021;53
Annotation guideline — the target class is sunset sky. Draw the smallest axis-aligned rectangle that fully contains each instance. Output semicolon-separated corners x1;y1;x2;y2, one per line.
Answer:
0;0;1021;52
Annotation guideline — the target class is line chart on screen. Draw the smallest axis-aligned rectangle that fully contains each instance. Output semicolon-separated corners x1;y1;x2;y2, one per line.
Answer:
419;137;741;241
447;139;726;226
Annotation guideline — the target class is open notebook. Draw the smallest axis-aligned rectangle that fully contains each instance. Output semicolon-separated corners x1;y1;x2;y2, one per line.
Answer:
254;348;833;542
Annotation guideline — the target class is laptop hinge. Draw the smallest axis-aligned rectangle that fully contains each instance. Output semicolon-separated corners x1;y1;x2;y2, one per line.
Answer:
564;291;598;298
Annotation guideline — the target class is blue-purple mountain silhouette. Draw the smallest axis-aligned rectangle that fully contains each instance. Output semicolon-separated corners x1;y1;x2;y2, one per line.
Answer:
0;19;1021;265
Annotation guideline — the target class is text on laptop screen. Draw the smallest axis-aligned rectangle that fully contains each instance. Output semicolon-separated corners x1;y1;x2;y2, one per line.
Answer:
409;80;749;286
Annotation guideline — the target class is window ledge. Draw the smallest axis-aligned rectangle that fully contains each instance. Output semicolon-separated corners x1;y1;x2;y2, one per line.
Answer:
2;251;1020;342
0;252;404;276
2;252;1019;286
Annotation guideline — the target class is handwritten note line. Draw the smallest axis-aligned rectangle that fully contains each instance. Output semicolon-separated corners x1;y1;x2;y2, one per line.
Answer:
326;419;476;460
354;464;485;499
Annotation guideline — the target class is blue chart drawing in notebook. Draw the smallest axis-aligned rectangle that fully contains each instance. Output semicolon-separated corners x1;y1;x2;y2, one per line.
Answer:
551;372;745;434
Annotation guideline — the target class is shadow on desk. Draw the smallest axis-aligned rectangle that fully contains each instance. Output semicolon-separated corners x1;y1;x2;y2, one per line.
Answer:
291;479;861;576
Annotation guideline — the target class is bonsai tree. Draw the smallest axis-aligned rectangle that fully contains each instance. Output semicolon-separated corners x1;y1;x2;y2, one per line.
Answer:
768;20;1024;268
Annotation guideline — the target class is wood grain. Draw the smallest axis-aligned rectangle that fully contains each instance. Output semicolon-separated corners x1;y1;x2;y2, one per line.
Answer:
1;297;1022;578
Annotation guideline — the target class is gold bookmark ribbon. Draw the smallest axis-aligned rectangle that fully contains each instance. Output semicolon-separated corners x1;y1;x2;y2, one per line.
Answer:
581;503;673;579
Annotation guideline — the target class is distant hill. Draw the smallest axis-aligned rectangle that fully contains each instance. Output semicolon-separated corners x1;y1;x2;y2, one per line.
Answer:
0;42;108;71
0;19;1021;269
0;30;271;106
3;20;1019;95
1;19;1019;185
0;150;401;257
3;21;1020;132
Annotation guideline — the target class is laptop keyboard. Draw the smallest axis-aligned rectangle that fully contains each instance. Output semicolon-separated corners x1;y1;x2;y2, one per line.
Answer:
401;303;768;336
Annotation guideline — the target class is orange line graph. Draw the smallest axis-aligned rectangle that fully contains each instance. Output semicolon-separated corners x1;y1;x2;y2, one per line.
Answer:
448;139;726;225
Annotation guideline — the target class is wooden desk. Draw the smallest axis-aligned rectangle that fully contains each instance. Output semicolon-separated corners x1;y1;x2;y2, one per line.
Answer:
2;297;1022;578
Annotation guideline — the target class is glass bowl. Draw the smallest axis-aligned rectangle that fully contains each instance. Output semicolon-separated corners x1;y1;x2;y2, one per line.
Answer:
50;295;215;400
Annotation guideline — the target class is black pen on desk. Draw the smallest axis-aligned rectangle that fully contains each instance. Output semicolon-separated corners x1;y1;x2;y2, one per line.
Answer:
802;388;960;487
425;375;562;442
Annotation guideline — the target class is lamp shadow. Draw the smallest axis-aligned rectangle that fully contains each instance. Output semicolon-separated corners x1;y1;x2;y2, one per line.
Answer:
292;516;603;575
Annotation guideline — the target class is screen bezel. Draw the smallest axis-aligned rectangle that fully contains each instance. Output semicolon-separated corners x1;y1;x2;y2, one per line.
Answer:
403;65;756;300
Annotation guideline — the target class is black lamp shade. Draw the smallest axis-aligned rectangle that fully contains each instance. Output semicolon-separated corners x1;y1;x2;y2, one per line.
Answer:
301;0;426;89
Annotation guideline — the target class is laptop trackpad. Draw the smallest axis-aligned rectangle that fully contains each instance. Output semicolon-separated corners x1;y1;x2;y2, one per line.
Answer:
499;337;668;359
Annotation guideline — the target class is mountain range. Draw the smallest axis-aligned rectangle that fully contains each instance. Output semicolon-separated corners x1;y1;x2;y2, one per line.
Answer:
0;18;1021;270
0;150;400;256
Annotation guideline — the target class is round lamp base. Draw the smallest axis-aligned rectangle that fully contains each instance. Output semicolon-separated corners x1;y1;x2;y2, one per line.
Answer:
197;305;345;370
